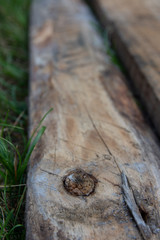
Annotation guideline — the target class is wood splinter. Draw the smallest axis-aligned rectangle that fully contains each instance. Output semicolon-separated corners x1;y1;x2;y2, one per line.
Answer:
121;172;152;240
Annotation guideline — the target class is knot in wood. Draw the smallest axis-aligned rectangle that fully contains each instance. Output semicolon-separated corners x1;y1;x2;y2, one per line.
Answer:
63;169;97;196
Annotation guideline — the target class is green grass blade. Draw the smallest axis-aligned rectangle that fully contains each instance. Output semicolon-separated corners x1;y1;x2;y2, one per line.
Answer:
14;186;26;225
22;108;53;157
18;126;46;180
30;108;53;140
0;169;5;180
7;224;23;236
3;209;14;230
0;123;23;130
0;137;21;164
0;111;9;137
0;155;13;175
3;171;8;210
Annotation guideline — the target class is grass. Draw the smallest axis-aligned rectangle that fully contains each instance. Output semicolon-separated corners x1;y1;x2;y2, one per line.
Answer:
0;0;52;239
0;0;30;237
0;0;30;122
0;109;52;240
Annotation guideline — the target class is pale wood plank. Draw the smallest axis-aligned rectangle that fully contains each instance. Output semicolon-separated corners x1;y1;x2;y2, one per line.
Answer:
87;0;160;137
26;0;160;239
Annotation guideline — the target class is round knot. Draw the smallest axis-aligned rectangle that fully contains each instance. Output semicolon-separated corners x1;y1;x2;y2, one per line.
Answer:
63;169;97;196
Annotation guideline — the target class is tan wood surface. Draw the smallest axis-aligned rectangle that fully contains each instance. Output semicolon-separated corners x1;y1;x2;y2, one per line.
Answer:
87;0;160;137
26;0;160;239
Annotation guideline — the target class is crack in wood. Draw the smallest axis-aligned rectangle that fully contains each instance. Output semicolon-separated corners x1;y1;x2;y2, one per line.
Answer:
100;177;121;188
85;105;112;156
60;111;131;133
85;104;122;175
40;168;62;178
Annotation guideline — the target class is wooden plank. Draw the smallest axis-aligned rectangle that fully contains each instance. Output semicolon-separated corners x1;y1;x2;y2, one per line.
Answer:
26;0;160;239
87;0;160;137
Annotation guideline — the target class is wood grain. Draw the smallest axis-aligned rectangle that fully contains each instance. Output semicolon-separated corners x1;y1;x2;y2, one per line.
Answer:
26;0;160;239
87;0;160;137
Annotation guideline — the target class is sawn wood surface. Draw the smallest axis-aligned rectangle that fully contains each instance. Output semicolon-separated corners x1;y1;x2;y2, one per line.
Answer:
87;0;160;137
26;0;160;239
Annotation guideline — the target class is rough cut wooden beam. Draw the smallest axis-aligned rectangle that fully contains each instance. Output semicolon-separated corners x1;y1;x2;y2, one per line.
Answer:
87;0;160;137
26;0;160;239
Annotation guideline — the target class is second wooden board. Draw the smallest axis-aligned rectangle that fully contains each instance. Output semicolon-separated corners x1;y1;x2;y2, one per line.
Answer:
87;0;160;137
